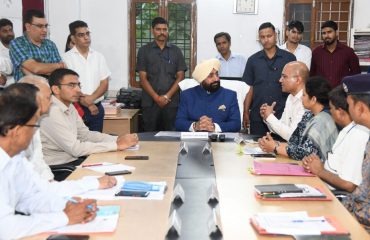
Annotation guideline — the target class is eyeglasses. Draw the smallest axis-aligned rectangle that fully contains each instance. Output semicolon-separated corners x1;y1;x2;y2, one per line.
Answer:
30;23;49;29
23;124;40;128
75;32;91;38
58;82;82;89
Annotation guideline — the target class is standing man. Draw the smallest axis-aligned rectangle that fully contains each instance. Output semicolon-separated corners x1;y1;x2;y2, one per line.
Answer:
242;22;296;136
214;32;246;79
310;20;360;88
341;74;370;231
9;9;65;81
136;17;187;131
0;18;15;87
279;20;312;70
64;20;111;132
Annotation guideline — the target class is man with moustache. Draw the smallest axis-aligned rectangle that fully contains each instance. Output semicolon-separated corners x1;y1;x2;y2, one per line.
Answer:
136;17;187;131
310;20;360;87
175;59;240;132
0;18;15;87
9;9;66;81
242;22;296;136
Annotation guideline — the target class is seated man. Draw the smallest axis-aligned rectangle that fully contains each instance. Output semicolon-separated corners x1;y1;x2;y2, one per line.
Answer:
0;91;97;239
175;58;240;132
4;77;117;195
260;61;308;141
303;86;369;192
341;74;370;231
40;68;138;167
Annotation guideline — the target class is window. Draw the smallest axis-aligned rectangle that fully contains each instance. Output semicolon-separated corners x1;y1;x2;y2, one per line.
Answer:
129;0;196;87
285;0;353;48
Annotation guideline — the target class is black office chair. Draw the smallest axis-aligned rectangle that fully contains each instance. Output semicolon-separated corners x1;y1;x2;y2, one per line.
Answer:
50;164;76;181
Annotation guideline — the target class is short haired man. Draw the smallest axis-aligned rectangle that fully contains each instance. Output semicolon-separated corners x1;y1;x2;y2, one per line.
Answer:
9;9;66;81
0;91;97;239
310;20;360;87
40;69;138;167
64;20;111;132
303;85;369;193
260;61;308;141
279;20;312;70
0;18;15;87
341;74;370;231
242;22;296;135
214;32;246;79
175;59;240;132
8;76;116;194
136;17;187;131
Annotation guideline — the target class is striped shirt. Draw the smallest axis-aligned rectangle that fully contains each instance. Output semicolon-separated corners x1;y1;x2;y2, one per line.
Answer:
310;41;360;87
9;34;62;81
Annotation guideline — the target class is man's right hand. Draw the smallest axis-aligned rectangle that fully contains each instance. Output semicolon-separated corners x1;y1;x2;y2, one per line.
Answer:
64;198;97;225
242;110;250;129
155;95;169;108
117;133;139;150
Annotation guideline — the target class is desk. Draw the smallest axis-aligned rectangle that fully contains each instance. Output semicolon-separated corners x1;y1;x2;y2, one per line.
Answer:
103;109;139;135
212;142;369;240
24;140;369;240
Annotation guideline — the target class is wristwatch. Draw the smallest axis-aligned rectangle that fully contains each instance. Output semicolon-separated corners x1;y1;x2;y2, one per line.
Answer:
273;141;280;155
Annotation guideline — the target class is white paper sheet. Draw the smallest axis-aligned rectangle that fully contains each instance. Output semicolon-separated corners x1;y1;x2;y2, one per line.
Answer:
80;162;135;173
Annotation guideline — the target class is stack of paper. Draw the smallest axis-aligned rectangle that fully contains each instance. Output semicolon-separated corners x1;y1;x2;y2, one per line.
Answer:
252;161;314;176
80;162;135;173
250;211;348;236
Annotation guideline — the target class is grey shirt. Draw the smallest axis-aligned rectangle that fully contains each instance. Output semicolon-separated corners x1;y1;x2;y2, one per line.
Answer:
40;96;118;165
136;41;187;107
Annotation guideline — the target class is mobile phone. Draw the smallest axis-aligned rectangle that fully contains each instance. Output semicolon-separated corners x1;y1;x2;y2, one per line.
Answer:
47;234;90;240
125;155;149;160
115;190;149;197
105;170;132;176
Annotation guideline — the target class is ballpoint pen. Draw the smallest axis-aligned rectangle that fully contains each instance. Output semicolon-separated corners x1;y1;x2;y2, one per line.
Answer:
291;219;326;223
65;197;94;210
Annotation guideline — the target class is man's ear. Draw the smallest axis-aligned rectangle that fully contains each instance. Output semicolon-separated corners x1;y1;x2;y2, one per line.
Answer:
25;23;31;32
51;85;60;96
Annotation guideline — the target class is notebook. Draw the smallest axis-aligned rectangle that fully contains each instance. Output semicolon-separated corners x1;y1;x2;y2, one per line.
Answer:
254;184;303;195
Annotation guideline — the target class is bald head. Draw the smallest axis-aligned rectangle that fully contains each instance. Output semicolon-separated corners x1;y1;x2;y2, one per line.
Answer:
19;75;52;115
279;61;308;95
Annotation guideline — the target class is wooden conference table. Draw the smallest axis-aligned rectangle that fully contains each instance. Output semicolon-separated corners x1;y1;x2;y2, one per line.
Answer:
25;140;368;240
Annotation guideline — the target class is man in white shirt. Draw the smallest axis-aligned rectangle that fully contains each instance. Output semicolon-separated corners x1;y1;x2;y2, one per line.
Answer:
7;75;117;194
303;86;369;192
214;32;246;79
0;18;15;87
260;61;308;141
40;68;138;167
0;90;97;239
64;20;110;132
279;20;312;70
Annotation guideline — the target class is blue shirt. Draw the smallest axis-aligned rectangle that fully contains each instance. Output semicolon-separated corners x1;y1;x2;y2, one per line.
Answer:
175;86;241;132
9;34;62;81
242;48;296;122
216;52;246;78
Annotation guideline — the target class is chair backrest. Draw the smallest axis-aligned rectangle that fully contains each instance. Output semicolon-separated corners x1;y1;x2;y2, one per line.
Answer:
178;79;250;126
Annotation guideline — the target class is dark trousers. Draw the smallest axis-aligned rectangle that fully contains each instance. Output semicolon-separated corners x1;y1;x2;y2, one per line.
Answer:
250;120;269;137
82;102;105;132
142;105;177;132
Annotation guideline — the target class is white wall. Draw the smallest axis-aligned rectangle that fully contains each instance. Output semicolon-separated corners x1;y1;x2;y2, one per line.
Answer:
196;0;285;61
353;0;370;29
0;0;368;89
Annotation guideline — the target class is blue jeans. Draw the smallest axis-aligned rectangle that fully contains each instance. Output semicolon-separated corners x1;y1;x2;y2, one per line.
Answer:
82;102;105;132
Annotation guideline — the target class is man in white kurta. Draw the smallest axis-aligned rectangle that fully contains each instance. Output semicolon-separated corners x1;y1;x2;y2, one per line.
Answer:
64;20;110;132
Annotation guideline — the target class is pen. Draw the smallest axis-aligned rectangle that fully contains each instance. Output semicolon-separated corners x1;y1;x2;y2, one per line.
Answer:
82;163;103;167
65;197;94;210
291;219;326;223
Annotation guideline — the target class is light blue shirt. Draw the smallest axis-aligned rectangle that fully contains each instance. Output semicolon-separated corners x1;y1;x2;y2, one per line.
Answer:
216;52;246;78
